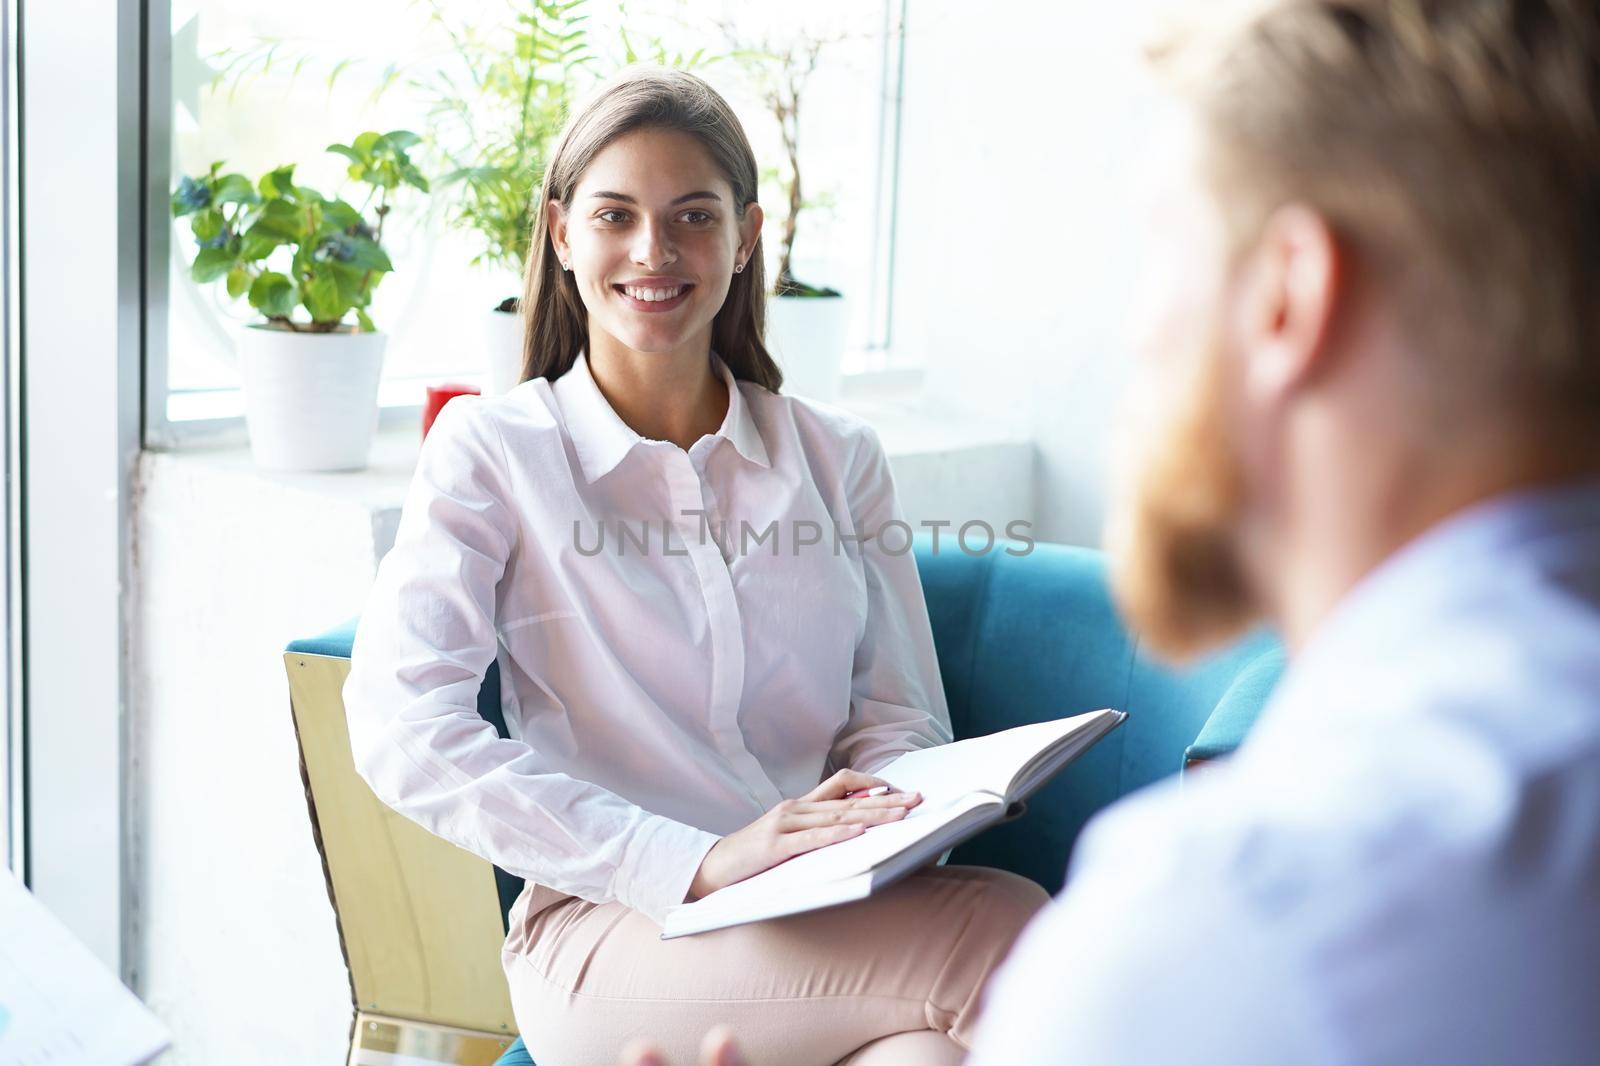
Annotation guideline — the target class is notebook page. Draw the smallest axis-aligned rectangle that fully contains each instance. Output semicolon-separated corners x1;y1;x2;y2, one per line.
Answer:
1007;711;1126;799
878;712;1113;799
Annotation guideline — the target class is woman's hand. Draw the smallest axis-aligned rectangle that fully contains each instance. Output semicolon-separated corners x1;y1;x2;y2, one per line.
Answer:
685;769;922;901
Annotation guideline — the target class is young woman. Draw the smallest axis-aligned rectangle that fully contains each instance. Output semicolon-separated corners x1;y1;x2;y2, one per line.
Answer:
343;67;1047;1066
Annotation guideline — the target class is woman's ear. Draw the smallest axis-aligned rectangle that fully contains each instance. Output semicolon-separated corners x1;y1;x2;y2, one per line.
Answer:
737;202;764;267
546;199;570;265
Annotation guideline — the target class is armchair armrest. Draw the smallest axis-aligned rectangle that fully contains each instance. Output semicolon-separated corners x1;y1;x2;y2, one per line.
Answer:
1183;649;1287;769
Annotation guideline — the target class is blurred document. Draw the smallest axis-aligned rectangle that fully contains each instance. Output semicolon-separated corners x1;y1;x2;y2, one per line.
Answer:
0;870;169;1065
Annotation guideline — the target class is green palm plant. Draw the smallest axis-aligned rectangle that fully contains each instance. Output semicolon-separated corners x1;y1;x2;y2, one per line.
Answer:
419;0;597;290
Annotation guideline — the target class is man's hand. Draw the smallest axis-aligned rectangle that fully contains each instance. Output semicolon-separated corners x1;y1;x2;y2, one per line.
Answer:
620;1024;746;1066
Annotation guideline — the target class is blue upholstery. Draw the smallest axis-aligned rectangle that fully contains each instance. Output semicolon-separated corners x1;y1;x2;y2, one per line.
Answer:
919;540;1282;891
287;535;1284;1066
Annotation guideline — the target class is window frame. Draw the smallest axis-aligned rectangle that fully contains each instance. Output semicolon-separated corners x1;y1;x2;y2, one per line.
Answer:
144;0;914;451
18;0;146;980
1;0;19;880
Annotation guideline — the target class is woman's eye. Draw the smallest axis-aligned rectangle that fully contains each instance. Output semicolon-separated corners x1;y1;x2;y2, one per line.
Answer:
680;210;713;224
597;209;629;224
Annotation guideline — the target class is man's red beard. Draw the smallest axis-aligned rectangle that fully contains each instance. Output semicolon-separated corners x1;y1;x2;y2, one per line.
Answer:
1106;339;1261;663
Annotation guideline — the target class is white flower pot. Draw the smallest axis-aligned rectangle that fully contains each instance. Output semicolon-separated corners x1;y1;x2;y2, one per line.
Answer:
482;305;527;396
766;293;849;403
237;323;388;472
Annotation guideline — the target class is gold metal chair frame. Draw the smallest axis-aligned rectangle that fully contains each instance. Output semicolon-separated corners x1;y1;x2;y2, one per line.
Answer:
284;649;519;1066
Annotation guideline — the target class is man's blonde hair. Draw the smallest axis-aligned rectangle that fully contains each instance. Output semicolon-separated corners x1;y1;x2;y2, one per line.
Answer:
1149;0;1600;422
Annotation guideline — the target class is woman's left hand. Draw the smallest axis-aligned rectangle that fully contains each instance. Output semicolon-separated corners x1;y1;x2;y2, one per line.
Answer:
620;1025;746;1066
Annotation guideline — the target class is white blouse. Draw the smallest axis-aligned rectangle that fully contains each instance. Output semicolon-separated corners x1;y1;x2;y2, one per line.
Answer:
343;350;952;928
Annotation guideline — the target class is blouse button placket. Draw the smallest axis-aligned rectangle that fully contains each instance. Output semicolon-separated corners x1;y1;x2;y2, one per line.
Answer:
669;444;784;809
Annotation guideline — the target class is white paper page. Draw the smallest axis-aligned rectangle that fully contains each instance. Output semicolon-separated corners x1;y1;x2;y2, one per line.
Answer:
878;712;1113;799
0;872;170;1066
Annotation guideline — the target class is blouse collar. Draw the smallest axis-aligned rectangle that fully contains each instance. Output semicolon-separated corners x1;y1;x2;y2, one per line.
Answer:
553;349;771;483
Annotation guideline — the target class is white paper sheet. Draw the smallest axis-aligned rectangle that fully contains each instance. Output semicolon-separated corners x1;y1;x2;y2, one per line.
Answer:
0;871;169;1066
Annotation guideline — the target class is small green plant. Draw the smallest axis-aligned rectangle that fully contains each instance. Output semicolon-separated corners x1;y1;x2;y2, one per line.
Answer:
170;129;428;332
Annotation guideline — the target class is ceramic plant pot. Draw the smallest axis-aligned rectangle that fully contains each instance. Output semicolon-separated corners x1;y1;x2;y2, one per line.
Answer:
237;322;387;472
482;303;527;397
766;292;849;403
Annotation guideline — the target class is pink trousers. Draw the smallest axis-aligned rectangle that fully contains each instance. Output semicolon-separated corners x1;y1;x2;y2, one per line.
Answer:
501;864;1050;1066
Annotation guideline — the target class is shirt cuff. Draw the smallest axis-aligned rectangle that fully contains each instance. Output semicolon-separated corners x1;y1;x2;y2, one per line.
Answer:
613;813;723;928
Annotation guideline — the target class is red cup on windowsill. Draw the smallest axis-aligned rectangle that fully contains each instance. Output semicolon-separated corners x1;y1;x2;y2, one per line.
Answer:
422;383;481;441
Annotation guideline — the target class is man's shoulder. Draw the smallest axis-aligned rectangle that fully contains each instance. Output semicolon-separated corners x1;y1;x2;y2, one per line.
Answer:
970;771;1344;1065
1039;678;1600;1061
973;736;1600;1062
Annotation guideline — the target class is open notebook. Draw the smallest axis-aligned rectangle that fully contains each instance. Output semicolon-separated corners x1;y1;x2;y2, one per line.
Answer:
660;709;1127;939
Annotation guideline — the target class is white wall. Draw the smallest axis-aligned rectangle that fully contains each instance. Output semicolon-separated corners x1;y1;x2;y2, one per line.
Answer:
892;1;1167;546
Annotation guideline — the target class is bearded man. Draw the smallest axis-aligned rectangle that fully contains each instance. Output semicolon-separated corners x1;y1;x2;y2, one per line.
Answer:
969;0;1600;1062
625;1;1600;1062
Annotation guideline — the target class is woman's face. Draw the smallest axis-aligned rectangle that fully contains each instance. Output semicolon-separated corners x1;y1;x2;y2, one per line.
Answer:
549;126;763;361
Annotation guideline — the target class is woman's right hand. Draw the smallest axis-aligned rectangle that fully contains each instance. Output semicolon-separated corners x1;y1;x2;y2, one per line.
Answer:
685;769;923;901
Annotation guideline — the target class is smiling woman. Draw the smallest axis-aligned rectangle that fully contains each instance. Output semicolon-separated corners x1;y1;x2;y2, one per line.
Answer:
521;69;779;395
342;65;1050;1066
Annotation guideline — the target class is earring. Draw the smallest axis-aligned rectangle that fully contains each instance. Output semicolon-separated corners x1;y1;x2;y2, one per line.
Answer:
561;261;571;271
734;262;745;274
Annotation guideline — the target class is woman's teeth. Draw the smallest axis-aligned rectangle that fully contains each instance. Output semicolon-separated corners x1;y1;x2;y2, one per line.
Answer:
620;285;686;302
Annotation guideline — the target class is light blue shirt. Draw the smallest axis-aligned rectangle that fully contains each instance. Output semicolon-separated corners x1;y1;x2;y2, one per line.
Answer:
970;481;1600;1065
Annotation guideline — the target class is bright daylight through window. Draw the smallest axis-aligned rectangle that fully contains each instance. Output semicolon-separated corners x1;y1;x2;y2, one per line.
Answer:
156;0;908;445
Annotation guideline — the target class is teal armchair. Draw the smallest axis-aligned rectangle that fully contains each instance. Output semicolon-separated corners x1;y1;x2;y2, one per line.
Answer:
285;537;1284;1066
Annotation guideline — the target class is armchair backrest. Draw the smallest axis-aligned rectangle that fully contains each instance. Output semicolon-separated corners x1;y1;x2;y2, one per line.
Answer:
283;629;518;1059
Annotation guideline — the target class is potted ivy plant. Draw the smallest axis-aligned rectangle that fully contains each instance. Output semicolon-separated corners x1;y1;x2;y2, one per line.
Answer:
171;129;427;470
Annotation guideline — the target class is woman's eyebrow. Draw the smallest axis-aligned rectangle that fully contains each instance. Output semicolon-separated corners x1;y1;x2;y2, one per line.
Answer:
588;191;723;205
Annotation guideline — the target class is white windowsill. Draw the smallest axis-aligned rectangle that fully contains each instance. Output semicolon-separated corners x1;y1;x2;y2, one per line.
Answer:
159;361;926;449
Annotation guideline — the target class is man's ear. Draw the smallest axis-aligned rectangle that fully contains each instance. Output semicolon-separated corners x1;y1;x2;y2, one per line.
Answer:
1235;203;1341;402
738;202;764;265
546;199;570;263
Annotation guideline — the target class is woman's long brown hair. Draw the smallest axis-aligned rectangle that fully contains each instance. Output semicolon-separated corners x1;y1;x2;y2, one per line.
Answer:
518;66;782;391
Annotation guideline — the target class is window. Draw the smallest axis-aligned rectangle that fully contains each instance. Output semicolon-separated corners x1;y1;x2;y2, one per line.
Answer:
0;0;15;875
149;0;910;449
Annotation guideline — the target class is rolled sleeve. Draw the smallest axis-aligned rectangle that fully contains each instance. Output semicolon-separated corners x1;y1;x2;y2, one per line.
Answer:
343;398;719;927
829;426;954;775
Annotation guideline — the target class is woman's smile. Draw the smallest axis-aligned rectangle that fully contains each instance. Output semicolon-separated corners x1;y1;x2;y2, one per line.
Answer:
613;276;696;312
